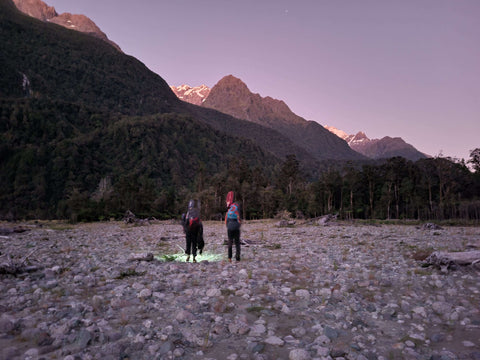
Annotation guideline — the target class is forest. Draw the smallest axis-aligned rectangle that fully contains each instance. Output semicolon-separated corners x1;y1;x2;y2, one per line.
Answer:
1;99;479;223
175;152;480;223
60;150;480;223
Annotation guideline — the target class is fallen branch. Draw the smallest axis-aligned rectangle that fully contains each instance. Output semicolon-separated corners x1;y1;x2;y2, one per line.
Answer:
176;244;185;253
0;249;40;275
123;210;151;225
423;250;480;270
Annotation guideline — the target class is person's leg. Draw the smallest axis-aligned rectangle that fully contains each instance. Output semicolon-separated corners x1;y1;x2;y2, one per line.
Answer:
234;229;241;261
192;228;198;262
227;229;233;261
198;224;204;254
185;232;192;261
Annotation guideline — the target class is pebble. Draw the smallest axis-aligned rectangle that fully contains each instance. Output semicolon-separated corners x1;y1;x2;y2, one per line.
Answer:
0;220;479;359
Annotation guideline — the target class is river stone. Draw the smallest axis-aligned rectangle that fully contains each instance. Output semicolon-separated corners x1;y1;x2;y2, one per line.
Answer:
289;348;311;360
264;336;284;346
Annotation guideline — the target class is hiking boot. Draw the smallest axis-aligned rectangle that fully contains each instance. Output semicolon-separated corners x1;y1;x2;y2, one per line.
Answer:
193;257;197;263
186;256;190;262
228;258;232;263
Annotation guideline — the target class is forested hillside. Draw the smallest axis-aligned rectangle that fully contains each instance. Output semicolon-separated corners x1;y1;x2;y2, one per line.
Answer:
0;0;281;220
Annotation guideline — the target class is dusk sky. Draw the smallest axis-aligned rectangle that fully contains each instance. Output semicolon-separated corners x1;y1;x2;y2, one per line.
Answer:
45;0;479;161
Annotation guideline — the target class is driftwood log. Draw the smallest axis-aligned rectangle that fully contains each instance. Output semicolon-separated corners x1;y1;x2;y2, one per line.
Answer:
300;214;338;226
0;226;29;235
0;250;41;275
123;210;152;225
424;250;480;270
128;252;154;262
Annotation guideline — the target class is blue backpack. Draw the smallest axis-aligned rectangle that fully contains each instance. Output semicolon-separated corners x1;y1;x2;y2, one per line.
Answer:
227;203;239;220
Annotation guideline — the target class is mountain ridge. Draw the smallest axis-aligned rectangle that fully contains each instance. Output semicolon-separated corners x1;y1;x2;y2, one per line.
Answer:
325;126;428;161
171;79;430;162
172;75;365;162
12;0;121;51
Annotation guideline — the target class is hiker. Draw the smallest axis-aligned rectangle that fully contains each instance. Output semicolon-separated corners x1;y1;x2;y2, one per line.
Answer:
182;199;204;262
225;191;241;262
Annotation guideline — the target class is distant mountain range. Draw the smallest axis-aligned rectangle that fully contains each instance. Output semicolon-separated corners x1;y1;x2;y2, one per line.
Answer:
12;0;121;51
325;126;428;161
15;0;423;164
172;75;366;162
172;81;427;161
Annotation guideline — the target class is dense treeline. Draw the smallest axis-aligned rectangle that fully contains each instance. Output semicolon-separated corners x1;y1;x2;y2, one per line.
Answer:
307;156;480;221
1;99;479;222
190;153;480;223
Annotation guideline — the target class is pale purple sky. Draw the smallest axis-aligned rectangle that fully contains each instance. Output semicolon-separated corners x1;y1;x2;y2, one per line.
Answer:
46;0;479;161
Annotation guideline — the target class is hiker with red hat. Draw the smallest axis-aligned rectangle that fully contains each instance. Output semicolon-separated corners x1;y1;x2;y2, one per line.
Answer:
225;191;241;262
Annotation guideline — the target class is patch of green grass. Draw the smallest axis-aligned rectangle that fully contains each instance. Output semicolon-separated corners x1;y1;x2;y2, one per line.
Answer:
413;268;433;276
48;223;74;231
155;251;224;262
161;254;177;262
264;243;281;250
221;288;234;296
246;306;266;313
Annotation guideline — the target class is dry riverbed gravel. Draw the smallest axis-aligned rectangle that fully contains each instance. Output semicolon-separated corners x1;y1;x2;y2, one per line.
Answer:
1;220;479;360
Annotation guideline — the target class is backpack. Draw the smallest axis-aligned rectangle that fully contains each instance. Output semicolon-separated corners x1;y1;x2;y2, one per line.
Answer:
227;203;239;220
186;208;200;230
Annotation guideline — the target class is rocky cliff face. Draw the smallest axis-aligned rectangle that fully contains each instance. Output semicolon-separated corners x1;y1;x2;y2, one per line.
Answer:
12;0;121;51
203;75;306;129
12;0;55;20
325;126;427;161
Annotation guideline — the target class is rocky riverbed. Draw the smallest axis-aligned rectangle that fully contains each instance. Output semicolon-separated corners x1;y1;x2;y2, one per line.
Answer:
1;220;479;360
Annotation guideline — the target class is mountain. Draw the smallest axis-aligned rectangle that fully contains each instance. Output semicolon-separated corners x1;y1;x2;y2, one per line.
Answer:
325;126;428;161
2;0;322;169
170;84;210;106
12;0;121;51
172;75;366;162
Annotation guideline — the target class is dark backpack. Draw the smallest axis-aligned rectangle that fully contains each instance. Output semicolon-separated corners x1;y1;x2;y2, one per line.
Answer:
186;208;200;230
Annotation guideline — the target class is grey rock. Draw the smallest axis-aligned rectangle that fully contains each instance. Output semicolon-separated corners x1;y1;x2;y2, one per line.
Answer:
0;314;15;333
324;326;339;340
75;329;92;349
289;348;311;360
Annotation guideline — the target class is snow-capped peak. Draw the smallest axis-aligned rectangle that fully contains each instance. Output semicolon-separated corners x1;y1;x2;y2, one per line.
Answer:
324;125;349;140
170;84;211;105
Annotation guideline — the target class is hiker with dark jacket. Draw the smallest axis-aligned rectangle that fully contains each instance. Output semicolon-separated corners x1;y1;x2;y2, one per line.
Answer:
182;199;204;262
225;191;241;262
